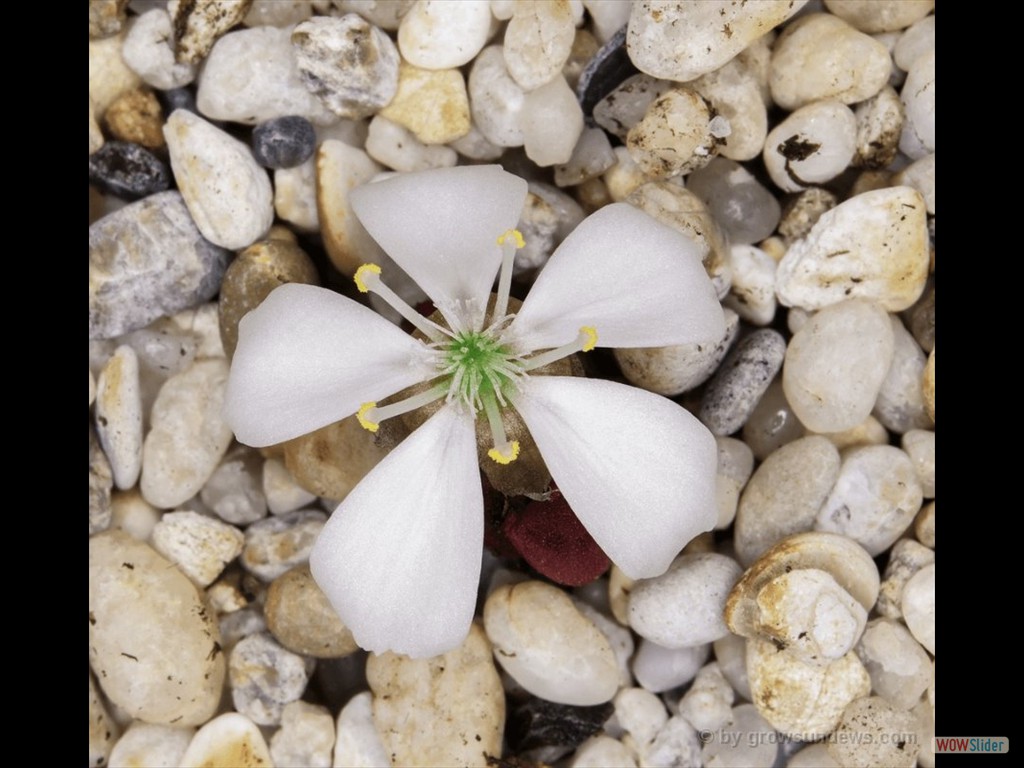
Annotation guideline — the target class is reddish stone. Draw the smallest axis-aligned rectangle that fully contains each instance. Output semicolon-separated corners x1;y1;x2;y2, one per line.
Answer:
502;488;610;587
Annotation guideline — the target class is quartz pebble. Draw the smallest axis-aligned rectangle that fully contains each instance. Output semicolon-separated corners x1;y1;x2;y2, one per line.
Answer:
854;86;905;169
576;602;634;688
170;0;251;65
522;75;584;167
722;244;777;325
747;638;870;739
89;191;230;339
899;49;935;159
241;509;326;582
615;308;739;397
816;445;923;556
877;538;934;620
469;45;527;148
592;73;671;142
95;345;143;490
902;563;935;654
628;553;742;648
783;299;895;433
503;0;576;90
164;109;274;250
90;29;143;116
734;436;840;566
741;377;806;461
269;701;334;768
770;13;892;110
243;0;313;27
825;0;934;33
686;159;780;246
264;564;359;658
713;634;751;702
894;153;935;215
151;510;244;587
336;0;414;30
676;663;733;732
109;489;161;541
856;618;932;710
626;88;717;178
894;15;935;72
283;416;390;501
626;0;807;83
252;116;317;169
108;722;194;768
554;127;616;187
701;704;779;768
905;283;934;352
570;735;637;767
275;158;320;232
292;15;400;120
228;631;315;726
485;581;619;705
333;691;391;768
689;53;770;162
179;713;273;768
366;114;458;171
398;0;491;69
263;458;317;515
89;141;171;201
449;123;504;161
827;697;920;767
197;26;336;126
220;607;268;650
141;358;233;509
714;437;753;530
873;315;931;434
614;687;667;750
581;0;631;44
201;447;268;524
368;623;505;767
700;329;786;436
379;61;470;145
89;427;112;534
915;501;935;548
89;531;225;725
763;100;857;193
642;715;702;768
89;672;119;767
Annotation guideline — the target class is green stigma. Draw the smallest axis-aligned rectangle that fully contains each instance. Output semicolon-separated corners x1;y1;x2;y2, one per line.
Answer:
442;330;523;412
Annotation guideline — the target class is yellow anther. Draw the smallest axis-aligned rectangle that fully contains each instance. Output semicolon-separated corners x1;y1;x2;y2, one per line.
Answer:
354;263;382;293
356;402;379;433
497;229;525;249
487;440;520;465
580;326;598;352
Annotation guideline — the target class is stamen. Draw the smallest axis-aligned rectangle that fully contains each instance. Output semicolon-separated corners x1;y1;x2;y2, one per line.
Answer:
354;263;450;343
355;385;447;433
520;326;598;371
492;229;525;326
482;393;519;464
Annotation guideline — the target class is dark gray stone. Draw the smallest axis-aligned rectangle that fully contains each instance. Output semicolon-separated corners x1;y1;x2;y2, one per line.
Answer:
252;116;317;169
88;141;171;200
700;329;786;436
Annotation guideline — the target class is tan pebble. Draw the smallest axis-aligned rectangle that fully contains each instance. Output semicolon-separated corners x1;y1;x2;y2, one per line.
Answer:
316;139;386;276
876;538;933;620
503;0;576;91
563;27;599;89
107;722;195;768
576;176;612;212
689;54;769;162
171;0;253;65
379;61;470;145
368;623;504;768
151;510;245;587
89;0;129;39
604;146;647;202
853;85;904;169
824;0;934;34
264;564;359;658
608;564;635;626
104;88;166;149
109;488;161;541
180;712;272;767
95;345;144;490
922;348;934;422
89;29;143;116
915;501;935;548
89;100;104;156
89;672;119;767
850;169;895;197
778;188;839;244
274;159;320;232
816;415;890;450
283;414;389;500
626;88;717;179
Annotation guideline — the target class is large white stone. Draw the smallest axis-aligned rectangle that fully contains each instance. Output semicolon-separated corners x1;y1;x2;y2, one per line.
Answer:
398;0;492;69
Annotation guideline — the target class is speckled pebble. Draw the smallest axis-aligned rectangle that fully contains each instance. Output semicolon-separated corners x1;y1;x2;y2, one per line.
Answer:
816;445;923;556
828;696;920;767
121;9;197;90
89;531;226;725
270;701;335;768
735;436;840;567
180;713;273;768
108;722;195;768
677;663;734;732
899;49;935;159
901;563;934;654
241;509;327;582
379;61;470;145
88;141;171;201
592;73;671;142
89;0;128;39
104;88;165;149
700;329;785;436
642;714;702;768
164;109;274;250
778;187;839;244
627;88;717;179
854;85;905;169
228;631;315;726
333;691;391;768
292;15;399;120
689;50;770;162
615;307;739;397
368;623;505;767
141;358;234;509
151;510;244;587
264;564;359;658
486;580;619;705
629;553;742;648
95;345;143;490
170;0;252;65
252;116;317;169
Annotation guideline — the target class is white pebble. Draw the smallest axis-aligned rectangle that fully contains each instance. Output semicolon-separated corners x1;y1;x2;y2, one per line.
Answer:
894;152;935;215
95;345;143;490
902;563;935;654
554;126;616;187
484;581;619;705
503;0;575;90
899;49;935;158
275;157;320;232
243;0;314;28
335;0;414;31
581;0;630;43
522;75;584;167
180;713;272;768
333;691;390;768
714;436;753;530
641;715;702;768
763;100;857;193
629;553;743;648
770;13;892;110
632;639;710;694
89;30;142;116
701;703;780;767
229;632;315;726
151;510;244;587
783;299;895;434
108;722;194;768
201;448;268;524
197;26;336;126
676;663;734;732
873;315;931;434
824;0;934;34
109;489;162;541
365;114;458;172
816;445;923;556
570;735;637;768
468;44;526;147
856;618;932;710
593;73;671;142
270;701;335;768
398;0;492;69
713;634;751;701
723;244;777;326
877;538;934;620
627;88;717;178
686;159;781;246
901;429;935;498
263;457;317;515
121;9;196;90
577;601;635;689
448;122;504;160
894;15;935;73
689;55;769;162
164;109;273;250
614;687;668;749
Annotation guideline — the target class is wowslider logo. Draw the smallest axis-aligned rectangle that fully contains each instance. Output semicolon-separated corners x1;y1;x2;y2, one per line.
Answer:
934;737;1009;754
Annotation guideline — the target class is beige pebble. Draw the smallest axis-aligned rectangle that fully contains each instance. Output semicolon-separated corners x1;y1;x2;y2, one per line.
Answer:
503;0;575;91
522;75;584;167
899;49;935;159
854;85;905;169
263;457;317;515
283;414;390;500
778;188;838;244
723;244;776;326
368;623;504;768
816;414;890;450
714;436;753;530
627;88;717;179
603;146;647;202
89;29;143;117
169;0;252;65
827;696;920;767
275;158;319;232
397;0;492;69
89;672;120;767
264;564;359;658
894;153;935;216
901;563;934;654
104;88;165;150
856;618;932;710
824;0;934;34
108;722;195;768
689;54;768;162
333;690;390;768
366;114;458;172
151;510;245;587
270;701;335;768
876;538;934;620
555;127;616;188
241;509;326;582
379;61;470;145
468;45;526;148
89;0;128;39
180;713;272;768
95;345;143;490
915;501;935;548
608;564;635;626
109;488;161;541
923;347;935;422
89;100;104;156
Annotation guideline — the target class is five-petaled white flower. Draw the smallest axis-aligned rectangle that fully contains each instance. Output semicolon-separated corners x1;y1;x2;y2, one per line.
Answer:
225;165;725;658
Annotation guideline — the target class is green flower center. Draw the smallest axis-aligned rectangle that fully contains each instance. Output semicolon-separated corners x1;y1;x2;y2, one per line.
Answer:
442;330;521;413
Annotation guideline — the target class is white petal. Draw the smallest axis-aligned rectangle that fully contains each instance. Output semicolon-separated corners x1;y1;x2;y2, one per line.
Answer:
309;404;483;659
510;203;725;350
350;165;528;327
224;283;433;446
513;376;717;579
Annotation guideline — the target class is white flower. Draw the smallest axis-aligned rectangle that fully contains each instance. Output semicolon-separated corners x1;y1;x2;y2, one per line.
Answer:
225;165;726;659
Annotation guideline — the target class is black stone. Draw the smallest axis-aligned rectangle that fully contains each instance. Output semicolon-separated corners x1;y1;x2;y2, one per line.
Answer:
575;25;638;126
88;141;171;201
252;115;317;169
506;697;614;752
159;86;197;115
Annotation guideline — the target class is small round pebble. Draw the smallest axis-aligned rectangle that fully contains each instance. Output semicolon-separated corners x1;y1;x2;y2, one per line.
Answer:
282;415;389;500
88;141;171;200
108;722;194;768
468;45;527;148
632;640;711;694
763;101;857;193
503;0;576;91
877;538;934;620
873;315;931;434
228;631;315;726
741;378;806;461
122;9;197;90
269;701;335;768
251;116;316;169
854;85;905;169
627;88;717;179
699;329;786;436
397;0;491;69
825;0;934;33
179;713;272;768
201;447;268;525
333;691;391;768
151;509;244;587
714;436;754;530
263;457;317;515
365;114;458;171
856;618;932;710
899;49;935;158
686;159;781;246
104;88;165;149
240;508;326;582
95;345;143;490
723;244;778;326
901;563;935;654
778;187;839;244
379;61;471;145
522;75;585;167
264;564;359;658
689;54;770;163
915;501;935;548
677;663;734;732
